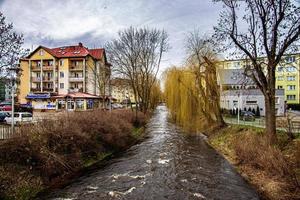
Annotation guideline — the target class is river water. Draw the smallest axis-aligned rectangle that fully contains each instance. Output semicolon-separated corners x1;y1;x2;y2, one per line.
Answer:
45;105;259;200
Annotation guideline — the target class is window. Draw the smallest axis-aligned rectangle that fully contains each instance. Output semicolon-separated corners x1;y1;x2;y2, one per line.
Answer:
277;66;284;72
36;83;41;89
37;61;41;67
277;85;283;89
286;66;297;72
14;113;19;118
39;49;44;56
49;61;53;66
22;113;32;118
287;95;296;100
60;72;64;78
36;72;41;78
59;60;64;66
60;83;64;89
275;97;280;104
74;83;78;88
277;76;284;81
287;85;296;90
75;99;84;110
287;76;296;81
285;56;296;63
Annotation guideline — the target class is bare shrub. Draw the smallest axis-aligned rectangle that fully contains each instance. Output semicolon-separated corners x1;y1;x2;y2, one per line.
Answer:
0;109;146;185
233;132;295;181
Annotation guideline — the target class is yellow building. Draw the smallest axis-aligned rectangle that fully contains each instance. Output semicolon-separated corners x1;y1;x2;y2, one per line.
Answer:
18;43;111;111
218;54;300;106
111;78;135;104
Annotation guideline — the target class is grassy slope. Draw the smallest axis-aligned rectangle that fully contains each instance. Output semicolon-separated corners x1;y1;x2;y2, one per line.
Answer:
208;125;300;200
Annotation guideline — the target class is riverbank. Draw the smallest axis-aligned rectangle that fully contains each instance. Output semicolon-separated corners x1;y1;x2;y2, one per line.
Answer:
0;109;147;200
207;125;300;200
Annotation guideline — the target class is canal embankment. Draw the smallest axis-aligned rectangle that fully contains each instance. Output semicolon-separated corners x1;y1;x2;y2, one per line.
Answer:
207;125;300;200
0;109;147;200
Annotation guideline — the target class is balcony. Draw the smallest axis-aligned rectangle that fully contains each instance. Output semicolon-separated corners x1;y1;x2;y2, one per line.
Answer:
69;76;84;82
69;66;84;71
43;65;54;71
31;88;41;92
43;77;54;82
31;66;41;71
43;87;54;92
31;77;41;82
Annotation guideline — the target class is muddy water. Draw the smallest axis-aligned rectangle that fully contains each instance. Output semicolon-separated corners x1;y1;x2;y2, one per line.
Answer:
45;105;259;200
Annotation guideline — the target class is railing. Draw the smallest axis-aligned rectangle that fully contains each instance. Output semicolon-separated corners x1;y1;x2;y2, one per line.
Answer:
69;77;84;82
31;66;41;71
42;77;54;81
69;66;84;71
0;126;20;140
32;77;41;82
43;66;54;71
31;88;41;92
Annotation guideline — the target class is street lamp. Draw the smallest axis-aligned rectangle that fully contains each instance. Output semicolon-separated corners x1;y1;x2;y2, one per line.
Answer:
8;64;21;134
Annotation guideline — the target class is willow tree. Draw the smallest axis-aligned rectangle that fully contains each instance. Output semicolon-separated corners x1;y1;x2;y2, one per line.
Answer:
214;0;300;143
185;31;226;127
164;66;205;130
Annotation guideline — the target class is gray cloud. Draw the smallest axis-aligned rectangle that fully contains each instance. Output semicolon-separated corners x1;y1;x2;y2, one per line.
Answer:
0;0;222;73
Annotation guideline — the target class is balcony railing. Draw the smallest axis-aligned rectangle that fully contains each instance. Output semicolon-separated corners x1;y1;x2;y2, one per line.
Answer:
31;66;41;71
31;77;41;82
42;77;54;82
42;65;54;71
43;87;54;91
31;88;41;92
69;77;84;82
69;66;84;71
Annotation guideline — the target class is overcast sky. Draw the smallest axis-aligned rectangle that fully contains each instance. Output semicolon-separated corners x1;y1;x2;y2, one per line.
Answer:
0;0;222;74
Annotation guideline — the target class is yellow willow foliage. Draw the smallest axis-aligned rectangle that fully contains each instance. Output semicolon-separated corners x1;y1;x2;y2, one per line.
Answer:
164;66;205;131
150;80;162;109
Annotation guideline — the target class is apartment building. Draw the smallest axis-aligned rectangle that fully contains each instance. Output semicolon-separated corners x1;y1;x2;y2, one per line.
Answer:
111;78;135;104
18;43;111;111
218;54;300;107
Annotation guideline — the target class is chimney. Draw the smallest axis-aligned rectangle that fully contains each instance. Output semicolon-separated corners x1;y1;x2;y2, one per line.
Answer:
78;42;83;47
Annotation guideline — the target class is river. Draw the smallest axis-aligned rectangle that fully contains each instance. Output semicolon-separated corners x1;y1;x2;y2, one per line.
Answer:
45;105;259;200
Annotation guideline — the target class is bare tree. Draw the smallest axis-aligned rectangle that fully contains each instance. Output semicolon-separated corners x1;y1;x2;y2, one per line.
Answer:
185;31;226;127
106;27;168;114
0;12;24;77
214;0;300;143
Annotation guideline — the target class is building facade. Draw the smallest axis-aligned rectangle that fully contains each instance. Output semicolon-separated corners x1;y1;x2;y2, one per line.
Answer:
111;78;135;104
218;69;285;116
218;54;300;107
18;43;111;111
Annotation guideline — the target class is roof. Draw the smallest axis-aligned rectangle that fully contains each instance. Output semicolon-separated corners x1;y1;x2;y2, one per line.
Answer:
26;43;105;60
222;89;285;96
218;69;255;85
52;92;101;99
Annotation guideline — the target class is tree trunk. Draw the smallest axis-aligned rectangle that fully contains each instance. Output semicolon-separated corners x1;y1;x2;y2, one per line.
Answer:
265;94;277;144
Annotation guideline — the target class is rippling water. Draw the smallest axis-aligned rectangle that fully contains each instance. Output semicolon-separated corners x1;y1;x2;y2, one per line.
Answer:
44;105;259;200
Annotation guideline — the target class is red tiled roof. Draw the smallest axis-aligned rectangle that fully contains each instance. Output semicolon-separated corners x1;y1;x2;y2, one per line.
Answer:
28;43;105;60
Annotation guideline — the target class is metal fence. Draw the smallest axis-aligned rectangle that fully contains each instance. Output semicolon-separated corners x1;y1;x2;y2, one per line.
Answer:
0;126;19;140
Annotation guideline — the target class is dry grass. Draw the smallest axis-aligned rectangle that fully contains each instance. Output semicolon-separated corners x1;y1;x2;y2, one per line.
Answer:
209;125;300;200
0;109;146;200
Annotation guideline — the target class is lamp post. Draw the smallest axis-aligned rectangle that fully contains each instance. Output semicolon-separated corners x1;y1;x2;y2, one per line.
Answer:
8;64;21;134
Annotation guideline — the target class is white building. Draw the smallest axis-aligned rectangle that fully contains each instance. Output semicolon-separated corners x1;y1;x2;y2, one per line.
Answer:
220;89;285;116
218;69;286;116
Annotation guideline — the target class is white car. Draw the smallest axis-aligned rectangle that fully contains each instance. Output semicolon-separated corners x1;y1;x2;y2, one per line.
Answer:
4;112;33;125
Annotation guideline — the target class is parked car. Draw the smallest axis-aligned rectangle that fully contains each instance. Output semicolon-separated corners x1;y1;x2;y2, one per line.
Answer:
112;103;124;109
0;112;9;122
0;105;12;111
241;111;255;121
4;112;33;125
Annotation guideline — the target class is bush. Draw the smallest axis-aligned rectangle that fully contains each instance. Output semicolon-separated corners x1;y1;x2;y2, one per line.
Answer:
0;109;147;196
233;132;295;180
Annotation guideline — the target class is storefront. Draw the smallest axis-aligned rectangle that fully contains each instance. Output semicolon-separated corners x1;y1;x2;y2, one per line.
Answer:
53;92;101;111
25;93;56;111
